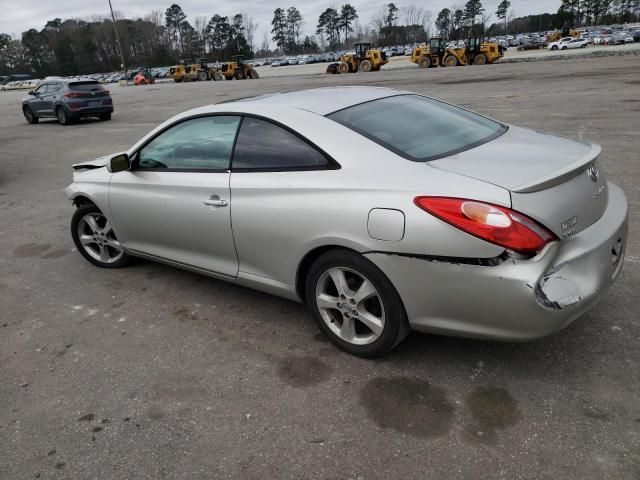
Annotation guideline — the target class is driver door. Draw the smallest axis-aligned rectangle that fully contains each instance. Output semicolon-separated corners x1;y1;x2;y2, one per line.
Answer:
108;115;241;277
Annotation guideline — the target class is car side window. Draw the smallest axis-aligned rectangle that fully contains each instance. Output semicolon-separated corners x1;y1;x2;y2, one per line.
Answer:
137;115;241;171
232;117;329;170
34;84;48;95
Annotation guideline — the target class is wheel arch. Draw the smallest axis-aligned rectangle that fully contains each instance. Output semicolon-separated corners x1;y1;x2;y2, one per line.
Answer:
295;245;361;302
71;194;97;208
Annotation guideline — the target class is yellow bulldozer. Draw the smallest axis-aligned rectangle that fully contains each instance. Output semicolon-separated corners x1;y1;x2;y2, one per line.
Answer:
411;37;504;68
326;43;388;74
216;56;259;80
169;58;218;82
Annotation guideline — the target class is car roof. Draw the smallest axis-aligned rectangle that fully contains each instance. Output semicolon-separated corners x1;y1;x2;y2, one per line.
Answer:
222;86;408;116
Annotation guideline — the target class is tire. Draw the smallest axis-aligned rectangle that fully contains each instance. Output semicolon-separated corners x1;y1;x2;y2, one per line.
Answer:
359;59;372;72
581;44;586;48
551;45;558;50
23;106;38;124
338;62;350;74
213;71;224;81
473;54;487;65
99;113;111;121
198;71;207;81
71;204;131;269
56;106;71;126
561;46;567;50
140;79;146;85
305;249;409;358
444;55;458;67
249;69;259;79
418;56;431;68
174;77;183;83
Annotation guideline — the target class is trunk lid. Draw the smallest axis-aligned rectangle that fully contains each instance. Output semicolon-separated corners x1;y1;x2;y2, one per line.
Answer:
428;126;608;237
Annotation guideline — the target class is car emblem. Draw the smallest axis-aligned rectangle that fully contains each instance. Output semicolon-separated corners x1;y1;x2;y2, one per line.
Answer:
587;164;599;182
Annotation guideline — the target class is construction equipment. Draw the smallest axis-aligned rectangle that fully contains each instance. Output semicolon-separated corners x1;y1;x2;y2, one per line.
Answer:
133;67;155;85
547;25;580;43
217;56;259;80
327;43;388;74
411;37;504;68
410;37;448;68
169;59;217;82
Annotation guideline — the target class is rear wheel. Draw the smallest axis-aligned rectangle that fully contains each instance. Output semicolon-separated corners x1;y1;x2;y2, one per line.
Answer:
444;55;458;67
359;60;372;72
561;46;568;50
338;62;350;74
23;106;38;124
56;106;71;126
249;69;259;79
418;56;431;68
473;54;487;65
197;71;207;81
306;249;409;358
71;204;131;269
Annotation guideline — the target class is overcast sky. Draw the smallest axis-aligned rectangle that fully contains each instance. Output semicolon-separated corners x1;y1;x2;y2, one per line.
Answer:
0;0;562;42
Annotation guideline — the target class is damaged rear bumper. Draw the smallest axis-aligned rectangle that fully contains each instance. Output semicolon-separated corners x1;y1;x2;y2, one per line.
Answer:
364;182;628;341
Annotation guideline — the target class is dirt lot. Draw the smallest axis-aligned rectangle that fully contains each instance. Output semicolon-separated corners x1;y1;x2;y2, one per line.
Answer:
251;42;640;78
1;56;639;480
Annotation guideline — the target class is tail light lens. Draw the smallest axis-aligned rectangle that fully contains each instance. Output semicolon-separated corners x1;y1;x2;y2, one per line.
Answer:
64;91;83;97
414;197;556;254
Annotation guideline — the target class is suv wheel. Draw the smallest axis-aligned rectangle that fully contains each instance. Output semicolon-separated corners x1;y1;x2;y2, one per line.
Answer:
23;106;39;124
56;106;71;125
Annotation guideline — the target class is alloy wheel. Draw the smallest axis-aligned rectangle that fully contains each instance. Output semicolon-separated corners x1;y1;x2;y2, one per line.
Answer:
315;267;385;345
77;212;124;264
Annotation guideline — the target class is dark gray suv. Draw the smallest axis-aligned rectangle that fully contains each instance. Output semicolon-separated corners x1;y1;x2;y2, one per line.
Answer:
22;79;113;125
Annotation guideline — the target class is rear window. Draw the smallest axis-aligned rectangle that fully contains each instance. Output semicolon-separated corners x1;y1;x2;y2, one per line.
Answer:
327;95;507;162
69;81;104;92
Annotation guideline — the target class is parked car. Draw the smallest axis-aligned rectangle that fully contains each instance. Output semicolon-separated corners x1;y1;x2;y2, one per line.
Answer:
22;79;113;125
547;37;574;50
64;86;628;357
560;38;589;49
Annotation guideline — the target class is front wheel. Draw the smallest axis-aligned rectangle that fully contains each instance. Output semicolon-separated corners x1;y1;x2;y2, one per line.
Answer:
23;106;38;124
249;69;259;79
551;45;558;50
71;204;131;268
305;249;409;357
473;54;487;65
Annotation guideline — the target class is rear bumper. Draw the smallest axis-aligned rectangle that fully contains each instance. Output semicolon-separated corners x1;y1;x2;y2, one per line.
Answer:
66;104;113;118
365;182;628;341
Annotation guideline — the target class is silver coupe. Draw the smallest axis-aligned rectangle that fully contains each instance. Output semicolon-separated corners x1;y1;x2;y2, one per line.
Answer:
65;87;628;357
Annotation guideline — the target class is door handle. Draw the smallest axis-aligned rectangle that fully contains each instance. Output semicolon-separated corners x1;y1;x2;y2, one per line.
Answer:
204;197;228;207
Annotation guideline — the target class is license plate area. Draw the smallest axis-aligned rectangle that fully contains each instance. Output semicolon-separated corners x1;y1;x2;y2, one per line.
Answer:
88;101;102;107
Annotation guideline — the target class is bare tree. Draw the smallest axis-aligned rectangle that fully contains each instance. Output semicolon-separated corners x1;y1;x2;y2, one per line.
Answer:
242;14;259;53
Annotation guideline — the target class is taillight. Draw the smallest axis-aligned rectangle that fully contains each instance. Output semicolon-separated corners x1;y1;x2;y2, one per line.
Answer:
64;91;83;97
414;197;556;254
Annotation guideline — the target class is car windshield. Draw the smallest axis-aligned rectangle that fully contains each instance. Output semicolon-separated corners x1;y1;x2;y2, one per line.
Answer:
328;94;507;162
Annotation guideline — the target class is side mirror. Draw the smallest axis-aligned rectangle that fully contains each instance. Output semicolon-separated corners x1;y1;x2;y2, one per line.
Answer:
28;90;36;96
107;153;130;173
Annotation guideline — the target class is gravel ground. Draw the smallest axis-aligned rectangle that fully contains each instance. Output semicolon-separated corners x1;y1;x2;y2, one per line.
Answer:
1;55;639;480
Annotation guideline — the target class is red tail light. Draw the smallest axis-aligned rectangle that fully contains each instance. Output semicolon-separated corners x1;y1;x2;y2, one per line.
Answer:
64;91;83;97
414;197;556;254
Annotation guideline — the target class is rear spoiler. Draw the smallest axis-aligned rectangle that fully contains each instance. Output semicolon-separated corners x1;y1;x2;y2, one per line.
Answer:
511;142;601;193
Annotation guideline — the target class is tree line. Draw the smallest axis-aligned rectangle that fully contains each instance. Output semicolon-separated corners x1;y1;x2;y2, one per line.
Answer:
435;0;639;39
